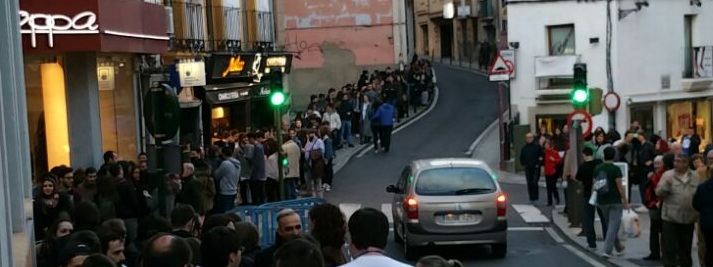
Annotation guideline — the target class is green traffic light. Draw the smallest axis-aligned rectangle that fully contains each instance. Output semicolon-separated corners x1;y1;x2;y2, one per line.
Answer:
282;158;288;166
572;89;588;103
271;92;286;106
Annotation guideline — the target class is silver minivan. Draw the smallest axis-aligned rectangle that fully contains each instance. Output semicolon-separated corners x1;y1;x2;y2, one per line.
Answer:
386;158;508;260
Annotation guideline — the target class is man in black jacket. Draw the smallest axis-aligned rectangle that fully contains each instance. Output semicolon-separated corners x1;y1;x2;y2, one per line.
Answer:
254;209;303;267
575;147;606;250
520;133;543;203
693;176;713;267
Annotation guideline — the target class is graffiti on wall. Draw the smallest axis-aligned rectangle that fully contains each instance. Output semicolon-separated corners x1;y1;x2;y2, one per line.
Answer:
281;0;395;69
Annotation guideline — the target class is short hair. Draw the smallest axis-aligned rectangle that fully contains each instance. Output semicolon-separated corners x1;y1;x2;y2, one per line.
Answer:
183;162;195;173
663;153;676;170
202;214;234;235
277;208;298;224
100;219;127;238
582;147;594;156
66;230;102;253
97;228;124;255
171;204;197;229
220;146;233;158
201;227;243;267
348;208;388;250
603;146;616;161
275;238;325;267
185;237;202;266
675;153;690;163
137;214;172;242
233;222;259;249
85;167;97;175
103;151;116;163
141;233;192;267
107;163;122;178
81;253;116;267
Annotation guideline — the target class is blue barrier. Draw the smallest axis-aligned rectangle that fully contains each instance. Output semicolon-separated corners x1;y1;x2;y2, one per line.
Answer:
226;198;326;246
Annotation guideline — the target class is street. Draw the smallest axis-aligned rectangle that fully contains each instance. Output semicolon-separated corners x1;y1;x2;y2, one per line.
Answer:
325;65;610;266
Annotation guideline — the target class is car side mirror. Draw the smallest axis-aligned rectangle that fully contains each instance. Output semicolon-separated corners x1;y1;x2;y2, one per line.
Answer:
386;185;399;194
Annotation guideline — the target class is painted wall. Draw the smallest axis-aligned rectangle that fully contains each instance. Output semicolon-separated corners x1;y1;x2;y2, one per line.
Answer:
275;0;403;109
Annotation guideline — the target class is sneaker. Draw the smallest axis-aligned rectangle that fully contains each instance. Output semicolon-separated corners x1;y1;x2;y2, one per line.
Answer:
324;184;332;191
634;206;648;213
322;183;328;189
586;246;596;251
601;253;612;258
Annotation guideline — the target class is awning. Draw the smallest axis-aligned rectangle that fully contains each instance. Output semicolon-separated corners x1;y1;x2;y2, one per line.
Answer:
203;83;252;105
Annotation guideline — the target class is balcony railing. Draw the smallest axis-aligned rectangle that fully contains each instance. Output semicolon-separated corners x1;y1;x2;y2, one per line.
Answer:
170;1;207;52
684;46;713;79
208;4;244;52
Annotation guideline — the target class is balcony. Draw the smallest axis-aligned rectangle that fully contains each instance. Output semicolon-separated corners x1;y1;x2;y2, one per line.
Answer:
682;46;713;92
170;1;207;52
246;10;275;50
208;4;244;52
534;54;581;104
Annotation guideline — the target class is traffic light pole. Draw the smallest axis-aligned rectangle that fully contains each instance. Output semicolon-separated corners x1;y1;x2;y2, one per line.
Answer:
498;82;505;171
275;105;286;200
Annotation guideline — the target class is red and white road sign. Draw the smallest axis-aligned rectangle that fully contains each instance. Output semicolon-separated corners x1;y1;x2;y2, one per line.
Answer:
567;110;593;139
488;53;513;75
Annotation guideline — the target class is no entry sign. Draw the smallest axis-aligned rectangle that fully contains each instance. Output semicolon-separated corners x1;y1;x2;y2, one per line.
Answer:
567;110;593;139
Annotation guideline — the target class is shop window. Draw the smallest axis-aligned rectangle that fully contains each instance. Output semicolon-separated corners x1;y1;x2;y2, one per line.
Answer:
24;56;71;177
667;100;711;151
97;55;139;161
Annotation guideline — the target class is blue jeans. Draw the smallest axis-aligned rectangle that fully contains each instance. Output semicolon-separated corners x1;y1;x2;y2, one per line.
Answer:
340;121;353;145
284;178;297;200
600;203;623;254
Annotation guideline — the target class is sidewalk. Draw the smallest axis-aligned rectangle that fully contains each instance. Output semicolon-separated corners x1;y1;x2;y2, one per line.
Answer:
471;121;702;267
429;56;489;75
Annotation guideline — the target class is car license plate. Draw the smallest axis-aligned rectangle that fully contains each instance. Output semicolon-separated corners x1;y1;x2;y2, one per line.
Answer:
438;213;477;224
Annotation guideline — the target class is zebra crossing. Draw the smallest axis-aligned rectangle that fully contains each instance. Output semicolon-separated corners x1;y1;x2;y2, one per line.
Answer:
336;202;551;229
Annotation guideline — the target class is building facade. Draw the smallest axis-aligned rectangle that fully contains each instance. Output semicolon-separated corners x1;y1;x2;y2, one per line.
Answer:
20;0;169;178
507;0;713;143
273;0;409;109
414;0;508;66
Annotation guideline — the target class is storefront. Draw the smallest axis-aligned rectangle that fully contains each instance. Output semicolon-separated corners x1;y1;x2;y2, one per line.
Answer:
21;0;168;177
630;97;712;151
198;53;274;147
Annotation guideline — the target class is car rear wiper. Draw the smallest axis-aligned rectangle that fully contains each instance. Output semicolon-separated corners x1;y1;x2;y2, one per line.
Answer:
454;188;492;195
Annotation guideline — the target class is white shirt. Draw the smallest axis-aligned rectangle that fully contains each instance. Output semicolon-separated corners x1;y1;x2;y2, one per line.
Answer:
340;255;411;267
323;111;342;131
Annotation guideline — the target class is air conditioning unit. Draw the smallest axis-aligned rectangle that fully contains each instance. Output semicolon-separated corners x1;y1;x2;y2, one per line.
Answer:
165;6;174;35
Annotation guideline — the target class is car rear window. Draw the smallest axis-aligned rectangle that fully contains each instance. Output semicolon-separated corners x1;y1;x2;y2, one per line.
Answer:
415;167;496;196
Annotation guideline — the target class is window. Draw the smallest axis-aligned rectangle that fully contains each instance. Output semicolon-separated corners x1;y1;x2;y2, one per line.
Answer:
97;55;139;161
397;166;411;192
415;167;496;196
548;24;575;55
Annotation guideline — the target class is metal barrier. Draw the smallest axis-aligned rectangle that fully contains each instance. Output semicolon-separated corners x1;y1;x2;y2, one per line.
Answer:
226;198;326;246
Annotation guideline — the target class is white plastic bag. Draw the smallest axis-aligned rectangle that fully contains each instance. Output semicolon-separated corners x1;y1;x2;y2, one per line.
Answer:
621;210;641;238
588;192;598;206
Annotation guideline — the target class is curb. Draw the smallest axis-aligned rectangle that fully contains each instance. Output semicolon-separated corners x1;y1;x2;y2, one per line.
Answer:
333;85;441;174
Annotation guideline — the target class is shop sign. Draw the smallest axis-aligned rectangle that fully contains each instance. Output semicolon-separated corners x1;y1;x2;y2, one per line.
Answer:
260;53;293;74
97;66;115;91
259;87;270;96
19;10;100;48
266;56;287;68
177;61;206;87
218;90;249;101
221;56;246;78
210;54;262;80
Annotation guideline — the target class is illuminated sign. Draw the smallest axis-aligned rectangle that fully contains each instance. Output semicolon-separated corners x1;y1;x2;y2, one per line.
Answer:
266;56;287;67
217;90;249;101
221;56;246;78
19;10;100;48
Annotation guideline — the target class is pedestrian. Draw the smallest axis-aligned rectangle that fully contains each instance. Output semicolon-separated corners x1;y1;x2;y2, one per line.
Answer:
642;155;668;261
340;208;410;267
593;146;629;258
371;99;395;154
212;146;240;213
323;104;342;149
574;147;604;250
656;153;700;267
254;209;304;267
520;133;543;203
370;100;382;152
360;94;373;145
303;129;325;198
320;126;335;192
337;93;355;148
693;164;713;267
634;130;656;211
249;133;267;205
543;140;562;206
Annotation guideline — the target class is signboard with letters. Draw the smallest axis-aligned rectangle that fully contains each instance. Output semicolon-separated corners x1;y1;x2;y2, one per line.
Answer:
209;54;258;80
176;61;206;87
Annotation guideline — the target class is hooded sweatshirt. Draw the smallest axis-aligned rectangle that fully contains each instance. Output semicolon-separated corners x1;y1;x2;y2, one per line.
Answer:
213;157;241;196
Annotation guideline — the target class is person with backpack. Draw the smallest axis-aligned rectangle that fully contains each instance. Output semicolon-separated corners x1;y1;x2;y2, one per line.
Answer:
593;146;630;258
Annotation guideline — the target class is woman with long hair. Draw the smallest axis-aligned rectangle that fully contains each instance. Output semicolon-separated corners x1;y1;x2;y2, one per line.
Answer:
34;174;73;241
308;203;347;267
37;218;73;267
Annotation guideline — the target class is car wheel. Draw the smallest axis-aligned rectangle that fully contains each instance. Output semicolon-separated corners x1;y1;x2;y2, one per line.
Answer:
491;242;507;258
394;225;404;244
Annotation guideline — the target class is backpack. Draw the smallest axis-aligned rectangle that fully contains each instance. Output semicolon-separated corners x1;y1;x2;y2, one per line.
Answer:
593;170;610;195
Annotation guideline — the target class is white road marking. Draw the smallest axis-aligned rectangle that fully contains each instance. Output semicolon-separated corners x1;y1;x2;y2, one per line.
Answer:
381;203;393;223
511;204;551;223
545;227;565;243
465;119;499;156
508;227;545;231
338;203;362;221
562;244;609;267
356;85;440;158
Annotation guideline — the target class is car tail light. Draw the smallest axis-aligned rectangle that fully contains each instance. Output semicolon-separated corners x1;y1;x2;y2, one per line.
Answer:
496;193;507;217
404;195;419;220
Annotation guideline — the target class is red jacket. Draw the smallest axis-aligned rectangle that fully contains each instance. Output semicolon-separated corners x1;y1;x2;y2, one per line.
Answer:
645;170;664;209
544;148;562;176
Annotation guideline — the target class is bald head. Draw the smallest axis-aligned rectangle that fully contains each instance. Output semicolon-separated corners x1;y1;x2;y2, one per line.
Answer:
141;234;191;267
671;142;682;155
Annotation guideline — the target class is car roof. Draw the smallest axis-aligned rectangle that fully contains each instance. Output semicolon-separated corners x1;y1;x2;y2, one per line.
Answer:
411;158;493;173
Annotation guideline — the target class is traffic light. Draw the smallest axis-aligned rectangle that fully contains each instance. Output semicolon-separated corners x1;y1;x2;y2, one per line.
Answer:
281;157;288;166
588;87;603;115
269;70;286;106
571;63;588;110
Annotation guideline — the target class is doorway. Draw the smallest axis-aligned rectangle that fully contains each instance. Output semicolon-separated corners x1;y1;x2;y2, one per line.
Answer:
440;20;453;58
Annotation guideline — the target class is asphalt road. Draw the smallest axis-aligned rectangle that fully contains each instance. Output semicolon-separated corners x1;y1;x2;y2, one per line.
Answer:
325;65;609;266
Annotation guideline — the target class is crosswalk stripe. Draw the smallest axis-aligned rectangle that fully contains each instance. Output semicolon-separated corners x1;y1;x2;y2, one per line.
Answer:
381;203;393;223
338;203;362;222
511;204;551;223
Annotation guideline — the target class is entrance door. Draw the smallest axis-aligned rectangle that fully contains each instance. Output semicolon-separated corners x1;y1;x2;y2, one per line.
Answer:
535;114;568;135
630;105;655;137
440;21;453;58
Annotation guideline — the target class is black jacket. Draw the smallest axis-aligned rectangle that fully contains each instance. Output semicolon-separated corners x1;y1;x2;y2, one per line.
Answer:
575;159;603;198
253;234;286;267
693;179;713;231
520;142;543;167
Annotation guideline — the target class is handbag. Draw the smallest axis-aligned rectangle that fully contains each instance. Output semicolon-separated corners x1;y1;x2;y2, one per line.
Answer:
309;141;323;161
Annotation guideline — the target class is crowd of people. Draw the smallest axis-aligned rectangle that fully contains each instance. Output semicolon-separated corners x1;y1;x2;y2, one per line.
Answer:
32;57;449;267
520;121;713;266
